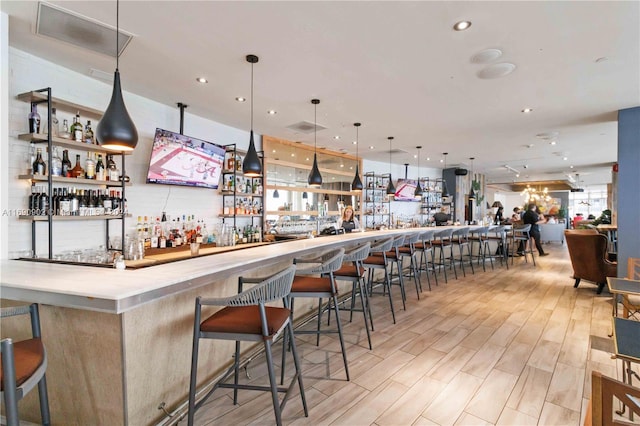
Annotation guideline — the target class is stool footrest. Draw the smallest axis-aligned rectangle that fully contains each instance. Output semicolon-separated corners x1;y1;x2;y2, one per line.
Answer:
219;382;291;393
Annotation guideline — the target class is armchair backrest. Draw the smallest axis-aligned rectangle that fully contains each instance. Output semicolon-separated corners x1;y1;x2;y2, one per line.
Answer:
565;230;615;284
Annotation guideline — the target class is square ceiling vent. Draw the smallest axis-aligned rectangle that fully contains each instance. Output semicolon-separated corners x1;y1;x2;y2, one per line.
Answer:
286;121;327;134
37;2;133;58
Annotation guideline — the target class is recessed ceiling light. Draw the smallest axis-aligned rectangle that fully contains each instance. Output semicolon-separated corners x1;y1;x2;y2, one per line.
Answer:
272;149;276;153
350;166;353;170
334;136;340;140
267;110;277;115
305;157;310;161
550;141;557;145
426;157;430;161
369;146;374;150
196;77;208;83
516;174;520;178
340;164;344;168
440;159;444;163
477;63;516;79
563;157;568;161
570;165;574;169
290;153;295;157
453;20;472;31
352;141;357;145
235;97;246;102
521;108;533;113
413;154;418;159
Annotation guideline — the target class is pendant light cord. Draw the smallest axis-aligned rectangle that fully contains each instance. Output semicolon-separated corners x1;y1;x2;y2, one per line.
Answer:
116;0;119;71
250;60;254;131
314;103;317;152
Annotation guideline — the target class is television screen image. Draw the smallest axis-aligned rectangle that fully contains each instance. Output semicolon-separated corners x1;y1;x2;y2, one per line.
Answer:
146;128;225;189
394;179;420;202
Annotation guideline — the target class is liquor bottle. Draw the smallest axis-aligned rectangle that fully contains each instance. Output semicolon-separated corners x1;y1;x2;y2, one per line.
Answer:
51;188;59;215
71;112;83;142
150;217;160;248
51;147;62;176
111;190;120;215
38;186;49;216
28;185;37;213
95;190;105;215
78;189;87;216
61;149;72;177
59;188;70;216
70;154;84;178
69;188;79;216
107;155;119;181
84;120;94;144
95;155;105;181
32;148;47;175
85;152;96;179
50;108;59;137
103;190;112;214
87;190;96;216
28;104;41;133
60;119;71;139
226;152;235;170
235;154;242;171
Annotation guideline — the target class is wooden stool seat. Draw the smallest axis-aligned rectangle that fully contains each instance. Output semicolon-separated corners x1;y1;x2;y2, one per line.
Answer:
200;306;291;338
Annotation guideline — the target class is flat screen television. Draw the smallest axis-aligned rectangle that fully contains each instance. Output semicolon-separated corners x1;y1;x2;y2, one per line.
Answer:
146;128;225;189
394;179;420;202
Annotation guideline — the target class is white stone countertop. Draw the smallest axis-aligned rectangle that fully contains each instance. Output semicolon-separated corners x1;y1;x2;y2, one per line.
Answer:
1;228;443;314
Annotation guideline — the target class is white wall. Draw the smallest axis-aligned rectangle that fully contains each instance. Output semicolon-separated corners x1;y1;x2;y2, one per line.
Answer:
1;13;9;260
4;48;254;259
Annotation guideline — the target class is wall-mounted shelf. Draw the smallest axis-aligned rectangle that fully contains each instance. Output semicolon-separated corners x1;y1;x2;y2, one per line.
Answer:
16;91;103;118
18;133;132;154
19;214;131;222
18;174;130;187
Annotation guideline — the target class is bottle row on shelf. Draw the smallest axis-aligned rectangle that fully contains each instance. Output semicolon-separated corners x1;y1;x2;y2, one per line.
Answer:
29;145;121;181
222;198;263;216
28;105;97;145
27;186;125;217
221;175;263;194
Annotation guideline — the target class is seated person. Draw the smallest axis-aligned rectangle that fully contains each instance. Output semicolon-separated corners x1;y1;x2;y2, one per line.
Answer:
337;206;360;233
433;207;451;226
511;207;523;223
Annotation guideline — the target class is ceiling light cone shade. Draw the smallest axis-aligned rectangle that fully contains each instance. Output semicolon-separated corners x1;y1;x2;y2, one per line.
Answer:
273;189;279;198
97;70;138;151
308;154;322;187
414;181;423;198
441;181;450;198
468;187;476;200
243;130;262;177
351;165;363;191
302;192;308;199
386;177;396;195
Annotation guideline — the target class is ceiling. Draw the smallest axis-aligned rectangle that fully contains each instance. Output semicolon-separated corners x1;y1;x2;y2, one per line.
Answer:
3;1;639;189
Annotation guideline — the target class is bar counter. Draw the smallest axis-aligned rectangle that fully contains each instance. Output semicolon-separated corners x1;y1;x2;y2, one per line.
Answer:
2;227;447;425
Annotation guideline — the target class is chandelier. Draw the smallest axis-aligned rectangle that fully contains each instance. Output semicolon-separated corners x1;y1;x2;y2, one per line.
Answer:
521;185;551;203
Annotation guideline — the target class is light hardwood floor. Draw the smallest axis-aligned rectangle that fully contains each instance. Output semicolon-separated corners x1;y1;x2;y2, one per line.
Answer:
186;242;637;426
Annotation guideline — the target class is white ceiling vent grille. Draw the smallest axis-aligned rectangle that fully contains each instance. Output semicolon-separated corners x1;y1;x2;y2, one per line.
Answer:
286;121;327;134
36;2;133;58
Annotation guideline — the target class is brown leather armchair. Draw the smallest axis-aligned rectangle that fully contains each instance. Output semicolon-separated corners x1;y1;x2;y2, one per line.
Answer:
565;230;617;294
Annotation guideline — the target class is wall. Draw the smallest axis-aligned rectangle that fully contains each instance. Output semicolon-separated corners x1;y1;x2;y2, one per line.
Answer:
3;48;255;259
1;13;9;260
617;107;640;277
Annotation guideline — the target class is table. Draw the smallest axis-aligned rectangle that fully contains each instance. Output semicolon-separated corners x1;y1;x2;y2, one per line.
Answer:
607;277;640;317
611;317;640;419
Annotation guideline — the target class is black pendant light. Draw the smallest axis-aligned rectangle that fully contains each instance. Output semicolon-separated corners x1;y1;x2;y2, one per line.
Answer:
386;136;396;195
351;123;363;191
242;54;262;177
468;157;476;200
96;0;138;152
441;152;450;198
273;189;280;198
414;146;423;199
308;99;323;187
302;191;308;199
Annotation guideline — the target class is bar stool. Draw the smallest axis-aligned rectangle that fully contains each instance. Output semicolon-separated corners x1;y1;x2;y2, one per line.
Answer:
398;232;423;299
468;226;494;272
432;228;457;282
1;303;50;426
188;265;307;426
451;227;474;277
510;224;536;266
416;229;438;290
287;248;350;380
381;235;408;310
363;238;397;324
333;242;373;350
487;225;510;269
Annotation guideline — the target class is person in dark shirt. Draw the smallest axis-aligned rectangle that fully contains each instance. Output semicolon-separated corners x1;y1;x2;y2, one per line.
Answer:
521;203;548;256
495;206;504;224
433;207;450;226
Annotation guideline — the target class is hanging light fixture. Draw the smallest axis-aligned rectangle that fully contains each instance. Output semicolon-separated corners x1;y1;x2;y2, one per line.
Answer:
96;0;138;152
307;99;323;187
468;157;476;200
414;146;423;199
441;152;450;198
386;136;396;195
242;54;262;177
273;189;280;198
302;191;308;199
351;123;363;191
